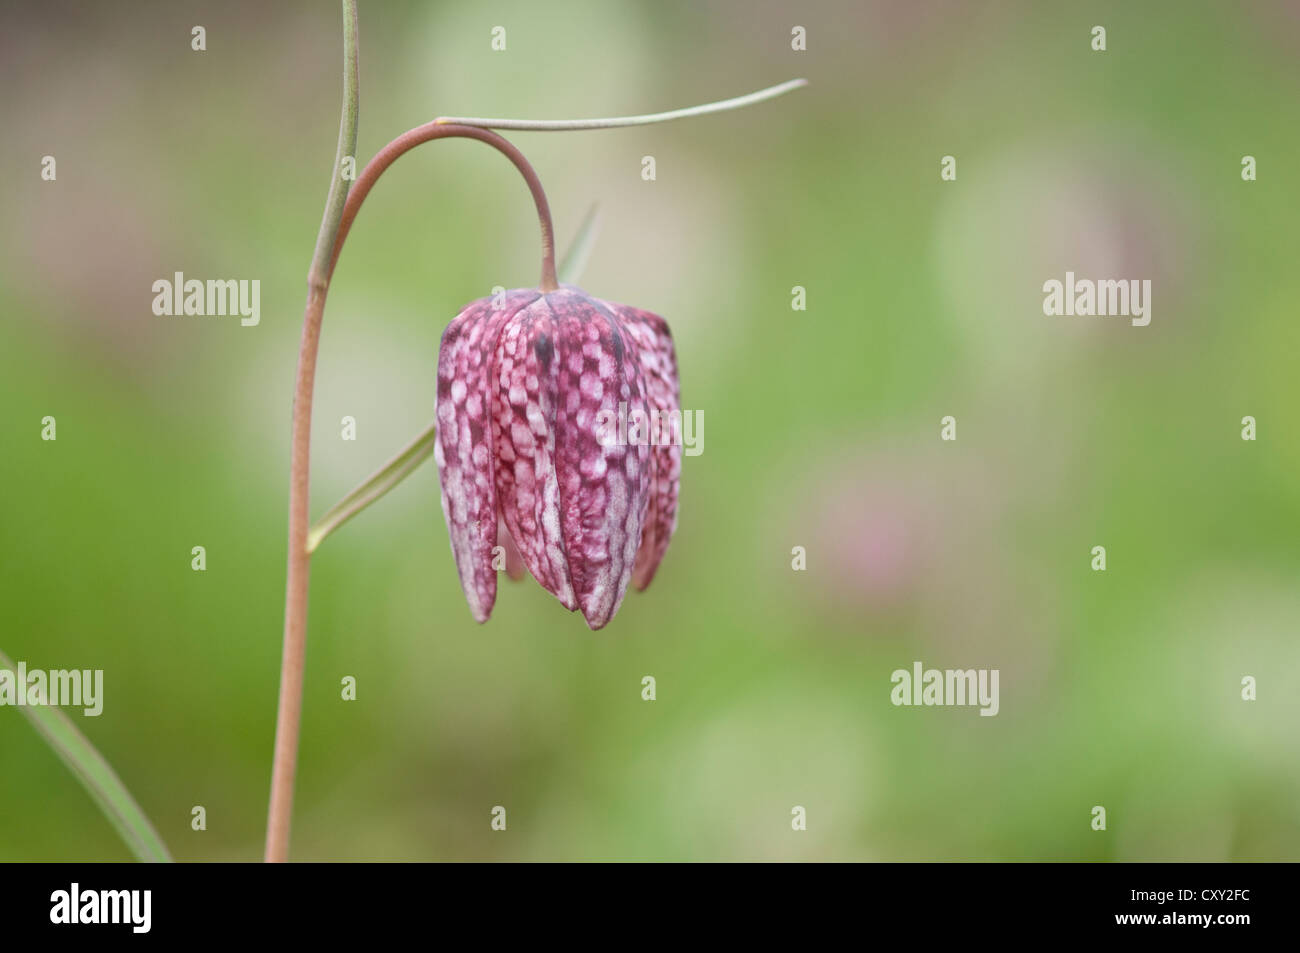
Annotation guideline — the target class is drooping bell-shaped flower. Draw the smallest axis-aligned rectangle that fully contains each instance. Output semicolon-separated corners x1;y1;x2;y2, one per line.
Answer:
434;284;680;629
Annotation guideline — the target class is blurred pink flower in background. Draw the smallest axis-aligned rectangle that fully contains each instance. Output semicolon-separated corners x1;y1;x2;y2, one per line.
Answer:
801;451;945;612
776;436;1065;709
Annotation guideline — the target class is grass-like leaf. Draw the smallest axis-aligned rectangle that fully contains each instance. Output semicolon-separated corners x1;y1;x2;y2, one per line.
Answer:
1;649;172;862
306;421;436;553
435;78;807;131
557;203;602;286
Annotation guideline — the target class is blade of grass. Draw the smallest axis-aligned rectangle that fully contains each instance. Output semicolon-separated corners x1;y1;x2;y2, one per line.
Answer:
435;78;807;131
557;203;601;285
306;421;436;553
1;649;172;862
306;206;604;552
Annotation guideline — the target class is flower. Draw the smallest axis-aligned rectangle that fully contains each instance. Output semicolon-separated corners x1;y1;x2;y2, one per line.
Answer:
434;284;680;629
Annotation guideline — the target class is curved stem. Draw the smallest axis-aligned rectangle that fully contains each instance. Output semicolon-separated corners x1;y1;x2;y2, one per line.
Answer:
268;123;558;863
328;123;558;291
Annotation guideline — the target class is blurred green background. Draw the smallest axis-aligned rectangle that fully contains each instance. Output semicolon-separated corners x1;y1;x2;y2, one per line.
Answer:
2;0;1298;861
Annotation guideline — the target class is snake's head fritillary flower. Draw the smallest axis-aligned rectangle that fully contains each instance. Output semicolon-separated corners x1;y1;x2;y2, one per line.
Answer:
434;284;681;629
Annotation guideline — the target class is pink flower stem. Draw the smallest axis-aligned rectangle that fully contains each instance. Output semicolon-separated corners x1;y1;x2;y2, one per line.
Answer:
266;122;557;862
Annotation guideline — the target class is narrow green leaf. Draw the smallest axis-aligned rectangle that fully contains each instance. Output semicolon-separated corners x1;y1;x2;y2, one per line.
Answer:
435;78;808;131
307;421;436;553
1;649;172;862
307;209;604;553
558;203;601;284
308;0;360;288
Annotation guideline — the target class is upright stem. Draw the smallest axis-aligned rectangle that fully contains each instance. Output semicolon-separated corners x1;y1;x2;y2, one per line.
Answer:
267;120;557;862
266;286;325;865
266;0;358;865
